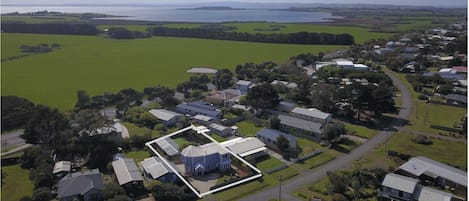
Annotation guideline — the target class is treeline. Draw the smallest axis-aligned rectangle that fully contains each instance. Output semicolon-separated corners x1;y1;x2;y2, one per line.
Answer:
1;23;99;35
107;27;151;39
20;43;60;53
149;27;355;45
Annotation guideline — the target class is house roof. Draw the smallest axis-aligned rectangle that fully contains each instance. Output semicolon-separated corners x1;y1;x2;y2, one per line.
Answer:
155;138;180;157
209;123;229;132
221;137;266;156
452;66;468;73
53;161;71;174
58;169;104;198
256;128;296;144
149;109;182;121
112;158;143;185
140;157;174;179
236;80;252;86
181;142;228;158
439;68;456;74
398;156;467;187
278;114;323;134
444;94;467;103
177;101;221;117
187;67;218;74
291;107;332;121
193;114;214;122
209;89;242;101
353;64;369;68
381;173;419;194
336;60;354;66
416;186;452;201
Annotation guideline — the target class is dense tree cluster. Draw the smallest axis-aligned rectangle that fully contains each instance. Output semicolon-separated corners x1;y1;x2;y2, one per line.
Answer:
246;84;280;109
177;74;210;94
405;74;449;93
123;106;159;129
213;69;234;90
1;96;35;131
149;27;354;45
289;52;324;66
327;168;387;200
107;27;150;39
2;23;99;35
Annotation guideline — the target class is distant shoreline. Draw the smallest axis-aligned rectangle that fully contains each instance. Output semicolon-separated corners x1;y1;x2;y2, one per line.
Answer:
177;6;247;10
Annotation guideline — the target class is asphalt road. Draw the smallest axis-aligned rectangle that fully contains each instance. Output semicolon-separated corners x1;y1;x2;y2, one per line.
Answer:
239;70;413;201
1;129;26;148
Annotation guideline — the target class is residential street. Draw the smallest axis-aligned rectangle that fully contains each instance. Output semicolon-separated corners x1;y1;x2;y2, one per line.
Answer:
1;129;26;148
239;70;413;201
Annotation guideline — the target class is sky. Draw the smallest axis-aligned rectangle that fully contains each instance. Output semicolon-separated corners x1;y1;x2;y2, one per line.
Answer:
1;0;467;8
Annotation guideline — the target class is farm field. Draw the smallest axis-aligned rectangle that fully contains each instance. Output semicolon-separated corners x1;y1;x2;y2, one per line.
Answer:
2;33;344;110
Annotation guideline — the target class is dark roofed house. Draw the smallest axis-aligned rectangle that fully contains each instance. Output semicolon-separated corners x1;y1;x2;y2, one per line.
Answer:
444;94;467;105
256;128;296;150
112;158;144;192
277;101;297;112
57;169;104;201
278;114;324;139
176;101;222;119
236;80;253;94
209;123;233;137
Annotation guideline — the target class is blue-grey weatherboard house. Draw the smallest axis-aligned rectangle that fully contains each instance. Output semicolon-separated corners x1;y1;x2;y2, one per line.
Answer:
181;142;231;177
149;109;183;126
57;169;104;201
278;114;324;139
139;157;177;183
236;80;253;94
256;128;296;150
176;101;222;119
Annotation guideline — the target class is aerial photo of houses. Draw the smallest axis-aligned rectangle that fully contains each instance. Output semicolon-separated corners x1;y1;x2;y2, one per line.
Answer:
0;0;468;201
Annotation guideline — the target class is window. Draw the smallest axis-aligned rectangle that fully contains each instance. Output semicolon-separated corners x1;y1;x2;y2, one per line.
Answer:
398;190;403;197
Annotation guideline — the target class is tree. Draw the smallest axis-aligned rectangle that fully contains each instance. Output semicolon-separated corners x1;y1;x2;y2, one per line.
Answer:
22;105;69;147
104;183;128;200
19;196;32;201
268;117;280;129
75;89;90;109
246;84;279;109
72;109;111;133
213;69;233;90
31;187;54;201
276;135;290;151
1;96;35;131
325;123;346;142
331;193;347;201
151;183;195;201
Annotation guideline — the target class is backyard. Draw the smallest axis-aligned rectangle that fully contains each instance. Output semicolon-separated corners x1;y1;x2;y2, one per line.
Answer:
1;164;34;201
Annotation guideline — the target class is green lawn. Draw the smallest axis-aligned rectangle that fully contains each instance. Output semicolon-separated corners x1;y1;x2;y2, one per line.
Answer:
124;150;151;162
256;156;284;171
297;137;322;156
388;132;467;169
235;121;264;137
173;137;191;147
1;164;34;201
293;152;336;170
2;33;343;110
344;123;378;139
121;122;160;138
408;102;466;134
209;134;228;142
294;177;332;201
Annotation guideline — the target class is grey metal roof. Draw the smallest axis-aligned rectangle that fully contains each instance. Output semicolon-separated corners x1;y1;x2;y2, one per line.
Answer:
209;123;228;132
398;156;467;187
112;158;143;185
187;67;218;74
382;173;419;194
256;128;296;144
291;107;332;121
181;142;228;158
140;157;174;179
193;114;213;122
417;186;452;201
236;80;252;86
222;137;266;155
58;169;104;198
149;109;182;121
177;101;221;118
156;138;179;157
278;114;323;134
53;161;71;174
